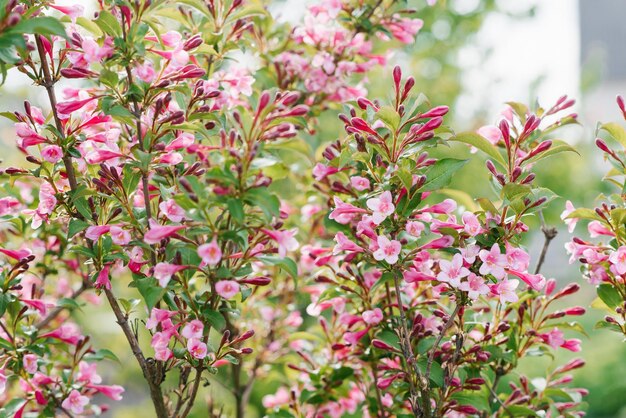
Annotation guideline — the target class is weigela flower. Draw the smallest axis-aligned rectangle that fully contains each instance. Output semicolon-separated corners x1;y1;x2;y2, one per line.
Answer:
372;235;401;264
366;191;395;225
62;390;89;415
198;238;222;266
215;280;240;299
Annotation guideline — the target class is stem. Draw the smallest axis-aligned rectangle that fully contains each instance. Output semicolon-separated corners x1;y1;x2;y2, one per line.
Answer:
391;272;424;417
425;304;460;381
34;36;80;194
180;367;203;418
534;211;557;275
103;288;168;418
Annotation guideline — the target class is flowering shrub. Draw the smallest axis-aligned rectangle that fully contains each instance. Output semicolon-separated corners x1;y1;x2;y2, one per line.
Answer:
564;96;626;338
0;0;604;417
261;68;587;417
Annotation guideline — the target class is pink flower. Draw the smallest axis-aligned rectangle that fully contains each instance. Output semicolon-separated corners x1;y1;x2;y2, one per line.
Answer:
95;264;111;290
198;238;222;266
508;269;546;291
49;3;84;19
134;61;156;83
609;246;626;275
15;122;47;148
215;280;240;299
0;197;20;216
560;200;577;233
505;243;530;271
539;328;580;351
405;221;424;237
478;244;507;279
490;279;519;304
362;308;383;325
146;308;177;331
109;226;131;246
588;220;614;238
367;191;395;225
387;16;423;44
62;390;89;415
144;220;185;245
372;235;401;264
350;176;370;191
41;145;63;164
264;228;299;258
329;197;366;224
159;199;185;222
477;125;502;145
181;319;204;339
312;163;340;180
85;225;111;241
153;262;187;287
77;362;102;384
263;387;290;409
84;148;126;164
166;132;195;151
56;97;98;115
460;244;480;264
187;338;208;359
333;232;363;254
458;273;490;300
462;212;484;236
437;254;470;287
23;354;38;374
88;384;124;401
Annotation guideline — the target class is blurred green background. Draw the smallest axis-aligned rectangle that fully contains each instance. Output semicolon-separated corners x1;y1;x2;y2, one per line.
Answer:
1;0;625;417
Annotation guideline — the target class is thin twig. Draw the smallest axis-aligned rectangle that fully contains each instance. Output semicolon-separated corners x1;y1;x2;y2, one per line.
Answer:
103;288;168;418
534;210;558;275
425;304;461;381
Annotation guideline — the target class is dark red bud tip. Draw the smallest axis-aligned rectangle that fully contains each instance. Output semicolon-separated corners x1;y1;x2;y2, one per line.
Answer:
421;105;449;118
393;66;402;87
595;138;612;154
372;339;396;351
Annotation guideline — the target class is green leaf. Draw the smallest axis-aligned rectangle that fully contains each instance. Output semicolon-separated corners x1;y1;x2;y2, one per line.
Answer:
525;139;579;164
244;188;280;220
8;17;67;38
376;106;400;131
416;357;444;387
597;283;622;309
452;132;507;167
501;183;531;202
601;122;626;149
94;10;122;36
418;158;468;192
68;219;90;239
202;307;226;330
505;406;539;417
256;255;298;278
132;276;165;310
565;207;602;221
56;298;81;310
227;198;244;224
449;390;490;411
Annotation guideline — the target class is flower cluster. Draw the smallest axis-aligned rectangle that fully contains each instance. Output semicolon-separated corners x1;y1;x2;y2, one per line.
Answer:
564;96;626;337
262;68;586;417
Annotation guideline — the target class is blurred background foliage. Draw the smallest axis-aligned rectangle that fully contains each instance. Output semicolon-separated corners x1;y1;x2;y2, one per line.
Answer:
0;0;625;417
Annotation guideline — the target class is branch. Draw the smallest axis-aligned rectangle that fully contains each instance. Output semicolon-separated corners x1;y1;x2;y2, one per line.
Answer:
534;211;558;275
180;367;203;418
34;35;79;193
425;304;461;382
392;272;425;417
103;288;168;418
